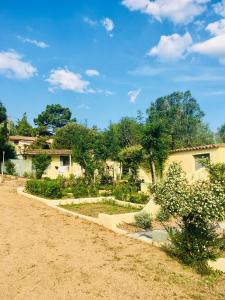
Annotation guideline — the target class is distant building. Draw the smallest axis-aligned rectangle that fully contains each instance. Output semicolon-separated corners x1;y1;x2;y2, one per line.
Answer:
166;144;225;181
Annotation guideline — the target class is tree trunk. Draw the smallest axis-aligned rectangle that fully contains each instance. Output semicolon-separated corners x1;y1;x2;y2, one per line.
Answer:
150;159;156;184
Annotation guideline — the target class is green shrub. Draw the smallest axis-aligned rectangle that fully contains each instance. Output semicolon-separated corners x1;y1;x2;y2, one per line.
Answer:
219;232;225;251
168;223;220;274
26;179;62;199
113;184;129;201
130;193;149;204
5;160;16;175
71;178;98;198
134;212;152;230
32;155;51;179
113;183;135;201
152;162;225;274
156;208;171;222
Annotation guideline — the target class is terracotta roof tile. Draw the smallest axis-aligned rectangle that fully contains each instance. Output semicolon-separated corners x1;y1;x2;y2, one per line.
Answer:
24;149;72;155
170;144;225;154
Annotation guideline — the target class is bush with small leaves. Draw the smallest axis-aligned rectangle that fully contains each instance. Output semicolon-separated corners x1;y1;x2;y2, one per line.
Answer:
26;179;62;199
5;160;16;175
135;212;152;230
156;208;171;223
152;162;225;274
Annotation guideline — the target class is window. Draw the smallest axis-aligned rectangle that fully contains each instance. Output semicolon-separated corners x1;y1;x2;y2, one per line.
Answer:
194;153;210;171
60;156;70;167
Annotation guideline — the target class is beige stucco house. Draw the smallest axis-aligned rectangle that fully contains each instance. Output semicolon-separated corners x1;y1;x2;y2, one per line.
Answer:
166;144;225;181
23;149;83;179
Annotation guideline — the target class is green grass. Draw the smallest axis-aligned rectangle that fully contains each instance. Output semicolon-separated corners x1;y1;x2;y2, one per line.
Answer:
60;200;141;217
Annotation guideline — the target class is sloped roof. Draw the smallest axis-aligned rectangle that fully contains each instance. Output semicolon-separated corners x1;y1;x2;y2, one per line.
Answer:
170;144;225;154
24;149;72;155
9;135;37;142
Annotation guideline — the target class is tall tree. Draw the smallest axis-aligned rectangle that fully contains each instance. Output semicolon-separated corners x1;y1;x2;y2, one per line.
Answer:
16;113;34;136
34;104;75;135
217;124;225;143
142;119;171;183
0;102;15;165
146;91;212;149
117;117;142;148
53;123;104;181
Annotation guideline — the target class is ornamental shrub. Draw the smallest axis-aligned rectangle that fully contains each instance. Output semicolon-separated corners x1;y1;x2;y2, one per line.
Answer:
71;177;98;198
130;192;149;204
5;160;16;175
156;208;171;222
152;163;225;274
135;212;152;230
26;179;62;199
32;155;51;179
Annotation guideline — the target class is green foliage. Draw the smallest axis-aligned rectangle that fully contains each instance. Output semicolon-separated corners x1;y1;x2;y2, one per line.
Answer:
219;232;225;251
135;212;152;229
118;145;143;180
30;137;50;149
26;179;62;199
168;224;220;275
5;160;16;175
71;178;98;198
34;104;75;135
152;163;225;273
32;155;51;179
117;117;143;148
217;123;225;143
0;103;16;165
146;91;212;149
54;123;105;182
142;119;171;181
16;113;34;136
112;183;147;204
142;91;214;183
0;102;7;123
113;183;134;201
205;161;225;186
103;117;143;161
156;208;171;222
129;193;149;204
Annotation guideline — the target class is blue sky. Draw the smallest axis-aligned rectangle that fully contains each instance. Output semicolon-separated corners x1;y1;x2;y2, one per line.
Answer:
0;0;225;131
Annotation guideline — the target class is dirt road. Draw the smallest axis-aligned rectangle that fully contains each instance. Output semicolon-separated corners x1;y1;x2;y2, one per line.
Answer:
0;181;224;300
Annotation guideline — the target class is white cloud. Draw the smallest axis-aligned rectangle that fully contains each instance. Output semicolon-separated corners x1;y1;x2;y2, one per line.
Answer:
191;34;225;64
206;19;225;36
17;35;49;48
85;69;100;77
101;18;114;32
213;0;225;17
46;68;92;93
122;0;209;24
128;89;141;103
148;32;192;61
128;65;164;76
83;17;97;26
0;50;37;79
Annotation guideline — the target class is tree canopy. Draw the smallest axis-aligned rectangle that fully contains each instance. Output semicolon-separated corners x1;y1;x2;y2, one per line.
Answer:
146;91;213;149
0;102;15;164
34;104;75;135
16;113;34;136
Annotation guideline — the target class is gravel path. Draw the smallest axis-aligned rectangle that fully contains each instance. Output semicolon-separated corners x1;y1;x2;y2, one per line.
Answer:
0;181;224;300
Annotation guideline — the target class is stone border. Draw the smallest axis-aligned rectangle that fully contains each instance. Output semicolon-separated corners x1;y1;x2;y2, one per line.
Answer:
17;187;144;208
16;188;225;272
17;187;144;235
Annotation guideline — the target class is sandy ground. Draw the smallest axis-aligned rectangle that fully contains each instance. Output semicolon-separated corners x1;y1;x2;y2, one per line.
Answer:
0;181;225;300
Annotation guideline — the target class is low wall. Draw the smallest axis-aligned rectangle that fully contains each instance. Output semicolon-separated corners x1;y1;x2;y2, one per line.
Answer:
17;187;158;238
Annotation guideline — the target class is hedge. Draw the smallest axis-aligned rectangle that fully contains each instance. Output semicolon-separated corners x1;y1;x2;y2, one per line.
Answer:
25;179;62;199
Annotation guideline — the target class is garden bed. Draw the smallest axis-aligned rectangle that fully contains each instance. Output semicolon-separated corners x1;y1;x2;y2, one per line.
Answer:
59;200;141;218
